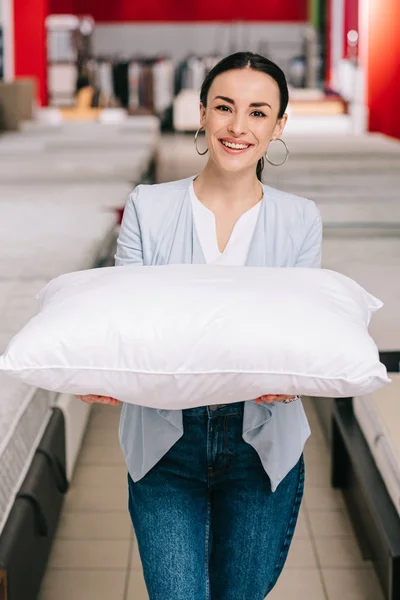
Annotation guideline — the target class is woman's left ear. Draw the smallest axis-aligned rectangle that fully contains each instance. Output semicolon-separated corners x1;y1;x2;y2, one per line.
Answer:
274;113;288;138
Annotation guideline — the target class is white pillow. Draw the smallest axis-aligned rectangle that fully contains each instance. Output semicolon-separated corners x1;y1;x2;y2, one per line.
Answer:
0;265;390;407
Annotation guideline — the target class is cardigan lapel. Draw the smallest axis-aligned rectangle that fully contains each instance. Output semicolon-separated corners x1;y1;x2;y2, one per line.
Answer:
153;183;206;266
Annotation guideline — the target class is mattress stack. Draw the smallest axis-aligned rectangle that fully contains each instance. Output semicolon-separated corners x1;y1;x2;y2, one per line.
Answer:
353;375;400;517
271;132;400;516
0;116;160;541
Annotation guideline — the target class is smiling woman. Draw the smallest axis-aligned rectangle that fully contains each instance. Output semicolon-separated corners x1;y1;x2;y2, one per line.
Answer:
76;51;324;600
198;52;289;180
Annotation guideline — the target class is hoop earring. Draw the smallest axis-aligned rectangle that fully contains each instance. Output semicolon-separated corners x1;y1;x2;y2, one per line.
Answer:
194;128;208;156
265;138;289;167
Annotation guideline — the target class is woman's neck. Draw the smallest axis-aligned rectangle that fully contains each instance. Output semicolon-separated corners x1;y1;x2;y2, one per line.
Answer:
193;161;263;212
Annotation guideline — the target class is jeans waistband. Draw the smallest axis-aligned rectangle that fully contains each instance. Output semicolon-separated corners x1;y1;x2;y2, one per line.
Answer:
182;401;245;417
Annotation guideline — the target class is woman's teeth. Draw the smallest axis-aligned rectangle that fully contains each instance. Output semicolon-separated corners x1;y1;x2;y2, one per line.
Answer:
221;140;250;150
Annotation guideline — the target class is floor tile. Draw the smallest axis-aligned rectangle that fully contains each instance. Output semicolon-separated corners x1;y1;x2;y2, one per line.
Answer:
306;426;329;446
285;537;318;568
89;408;122;428
303;405;324;427
90;403;122;417
322;568;385;600
130;540;143;571
126;570;149;600
304;439;331;464
83;424;120;447
304;485;346;511
38;570;126;600
90;403;122;416
293;507;311;538
315;537;372;569
63;484;128;512
72;465;128;487
56;511;133;540
267;568;326;600
308;509;355;538
305;461;332;488
77;443;126;467
47;539;130;570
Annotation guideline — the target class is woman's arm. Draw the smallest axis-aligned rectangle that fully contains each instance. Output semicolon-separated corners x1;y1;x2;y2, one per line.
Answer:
115;187;144;266
295;202;323;268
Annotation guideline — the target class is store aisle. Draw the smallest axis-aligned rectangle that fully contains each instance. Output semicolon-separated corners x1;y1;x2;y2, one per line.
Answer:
38;132;392;600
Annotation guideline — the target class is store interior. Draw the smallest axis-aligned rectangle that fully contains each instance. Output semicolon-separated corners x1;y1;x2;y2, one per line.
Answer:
0;1;399;599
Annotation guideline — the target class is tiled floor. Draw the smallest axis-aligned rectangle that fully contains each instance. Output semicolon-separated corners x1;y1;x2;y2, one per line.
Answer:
39;399;384;600
39;131;396;599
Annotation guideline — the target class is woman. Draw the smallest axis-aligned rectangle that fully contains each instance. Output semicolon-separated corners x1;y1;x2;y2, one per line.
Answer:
77;52;322;599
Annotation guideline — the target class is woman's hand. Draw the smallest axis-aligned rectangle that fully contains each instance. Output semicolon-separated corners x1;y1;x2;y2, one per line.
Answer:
255;395;296;404
75;394;120;406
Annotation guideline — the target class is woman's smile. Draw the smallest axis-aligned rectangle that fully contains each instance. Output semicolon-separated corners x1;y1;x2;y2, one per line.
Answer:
219;137;254;154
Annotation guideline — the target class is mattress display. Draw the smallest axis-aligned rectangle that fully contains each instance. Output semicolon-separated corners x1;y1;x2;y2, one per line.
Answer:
320;262;400;352
0;221;117;534
0;280;55;535
0;118;160;186
0;182;132;210
0;210;117;531
0;122;159;155
0;115;159;596
0;204;117;280
20;115;160;136
0;150;154;184
353;374;400;517
0;379;53;536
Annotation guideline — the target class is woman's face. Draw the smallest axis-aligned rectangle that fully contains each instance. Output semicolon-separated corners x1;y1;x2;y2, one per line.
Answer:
200;68;287;175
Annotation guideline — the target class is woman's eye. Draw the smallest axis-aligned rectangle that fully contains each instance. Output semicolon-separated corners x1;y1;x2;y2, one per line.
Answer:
216;105;231;112
252;110;266;118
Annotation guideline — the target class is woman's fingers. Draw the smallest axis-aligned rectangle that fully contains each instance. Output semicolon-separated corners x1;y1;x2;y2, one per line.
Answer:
255;395;296;404
76;394;119;406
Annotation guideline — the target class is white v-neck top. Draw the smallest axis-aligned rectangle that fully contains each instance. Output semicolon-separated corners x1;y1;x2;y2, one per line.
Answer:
190;182;262;266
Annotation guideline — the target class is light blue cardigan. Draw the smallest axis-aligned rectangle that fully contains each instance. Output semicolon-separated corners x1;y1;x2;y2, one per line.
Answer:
115;176;323;491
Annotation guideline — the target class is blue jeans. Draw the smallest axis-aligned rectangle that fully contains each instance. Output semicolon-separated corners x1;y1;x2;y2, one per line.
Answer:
128;402;305;600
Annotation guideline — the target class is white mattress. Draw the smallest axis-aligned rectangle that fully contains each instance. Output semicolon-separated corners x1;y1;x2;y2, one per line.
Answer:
0;215;116;533
320;262;400;352
0;211;118;534
0;182;132;210
0;279;56;534
20;116;160;137
0;379;53;534
0;119;159;185
0;123;159;154
0;225;114;533
0;150;153;184
0;203;117;280
0;115;158;536
353;374;400;517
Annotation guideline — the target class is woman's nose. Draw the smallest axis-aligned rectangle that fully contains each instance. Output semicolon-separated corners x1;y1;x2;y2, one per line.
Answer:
227;114;248;137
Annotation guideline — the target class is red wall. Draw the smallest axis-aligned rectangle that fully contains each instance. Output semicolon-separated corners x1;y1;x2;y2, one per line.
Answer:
49;0;307;21
13;0;48;105
367;0;400;139
48;0;76;12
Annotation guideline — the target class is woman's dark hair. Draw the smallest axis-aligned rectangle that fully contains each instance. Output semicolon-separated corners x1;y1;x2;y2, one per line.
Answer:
200;52;289;181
